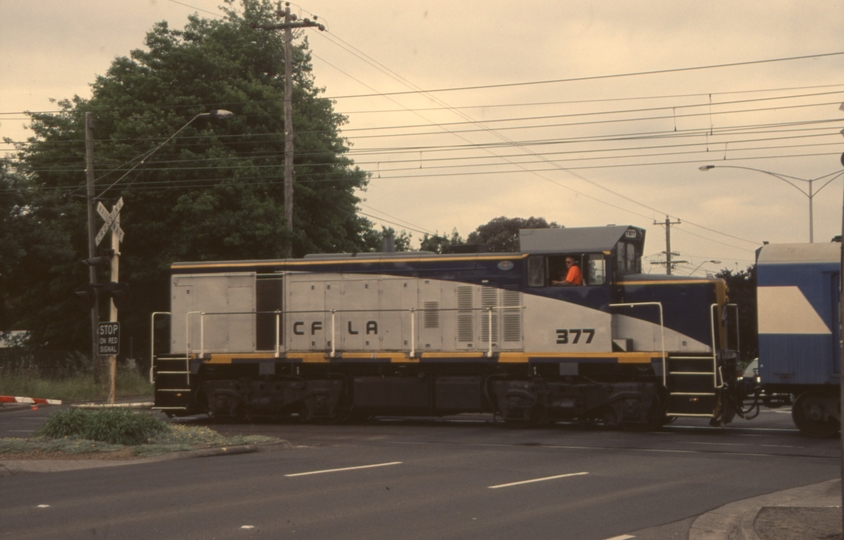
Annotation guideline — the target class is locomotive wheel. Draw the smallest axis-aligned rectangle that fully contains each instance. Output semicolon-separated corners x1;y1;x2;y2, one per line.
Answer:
617;395;665;432
792;391;840;438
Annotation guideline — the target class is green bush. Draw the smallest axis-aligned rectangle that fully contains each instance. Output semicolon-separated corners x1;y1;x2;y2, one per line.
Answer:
36;409;170;446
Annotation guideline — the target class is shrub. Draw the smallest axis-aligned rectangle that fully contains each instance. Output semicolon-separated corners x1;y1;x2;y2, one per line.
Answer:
36;409;170;446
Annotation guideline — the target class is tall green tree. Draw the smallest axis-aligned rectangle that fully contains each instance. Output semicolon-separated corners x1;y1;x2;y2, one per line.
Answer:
419;229;464;254
6;0;374;359
467;216;560;252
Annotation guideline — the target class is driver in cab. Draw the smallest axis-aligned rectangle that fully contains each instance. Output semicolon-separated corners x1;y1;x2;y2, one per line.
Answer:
552;257;583;286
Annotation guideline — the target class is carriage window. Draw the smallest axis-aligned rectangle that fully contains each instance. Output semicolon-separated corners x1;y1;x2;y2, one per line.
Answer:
587;254;606;285
527;256;545;287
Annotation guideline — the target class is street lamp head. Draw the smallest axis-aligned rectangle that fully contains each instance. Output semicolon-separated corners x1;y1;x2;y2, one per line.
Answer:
200;109;235;120
698;165;715;171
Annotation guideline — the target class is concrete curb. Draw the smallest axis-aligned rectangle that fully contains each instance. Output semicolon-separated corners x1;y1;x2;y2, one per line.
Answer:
0;403;33;413
72;402;154;409
689;479;841;540
0;440;291;476
738;506;762;540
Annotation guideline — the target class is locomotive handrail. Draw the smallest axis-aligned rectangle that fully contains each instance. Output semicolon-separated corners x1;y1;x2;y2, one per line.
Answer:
149;311;170;384
609;302;666;385
710;304;720;388
709;302;740;388
183;305;524;358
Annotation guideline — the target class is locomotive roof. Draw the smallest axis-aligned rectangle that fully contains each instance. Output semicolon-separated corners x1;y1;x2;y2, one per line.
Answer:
519;225;642;254
756;242;840;264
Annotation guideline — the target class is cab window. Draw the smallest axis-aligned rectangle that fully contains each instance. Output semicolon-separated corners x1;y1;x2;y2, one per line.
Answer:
587;254;606;285
527;256;545;287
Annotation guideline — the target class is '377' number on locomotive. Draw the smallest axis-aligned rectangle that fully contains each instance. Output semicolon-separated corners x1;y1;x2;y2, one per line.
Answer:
556;328;595;344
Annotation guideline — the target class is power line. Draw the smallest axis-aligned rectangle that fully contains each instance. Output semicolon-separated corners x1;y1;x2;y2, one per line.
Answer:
320;51;844;100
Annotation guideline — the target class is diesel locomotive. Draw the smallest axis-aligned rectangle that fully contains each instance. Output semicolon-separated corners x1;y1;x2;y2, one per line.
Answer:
151;225;745;430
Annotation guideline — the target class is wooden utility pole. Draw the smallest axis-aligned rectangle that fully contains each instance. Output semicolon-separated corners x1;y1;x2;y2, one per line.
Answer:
653;216;685;275
84;113;102;382
253;3;324;258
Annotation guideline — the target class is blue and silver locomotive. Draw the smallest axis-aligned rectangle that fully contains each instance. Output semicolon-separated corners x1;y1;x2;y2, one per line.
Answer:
151;225;742;429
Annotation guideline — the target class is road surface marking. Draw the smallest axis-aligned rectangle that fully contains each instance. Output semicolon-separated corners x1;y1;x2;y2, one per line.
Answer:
488;471;588;489
604;535;635;540
683;441;749;447
285;462;402;477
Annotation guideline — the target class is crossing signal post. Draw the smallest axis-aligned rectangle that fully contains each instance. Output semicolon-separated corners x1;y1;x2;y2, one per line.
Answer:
101;199;124;404
79;194;126;404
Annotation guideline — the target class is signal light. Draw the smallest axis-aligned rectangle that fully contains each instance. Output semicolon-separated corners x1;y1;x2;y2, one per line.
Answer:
82;249;114;271
82;255;110;268
74;284;97;312
102;282;131;311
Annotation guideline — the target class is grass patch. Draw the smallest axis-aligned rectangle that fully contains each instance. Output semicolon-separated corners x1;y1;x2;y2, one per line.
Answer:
0;370;152;402
135;425;278;457
0;436;126;456
2;409;278;459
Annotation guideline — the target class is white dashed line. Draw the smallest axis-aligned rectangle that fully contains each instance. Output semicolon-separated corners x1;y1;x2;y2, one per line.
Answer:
285;462;402;477
488;471;588;489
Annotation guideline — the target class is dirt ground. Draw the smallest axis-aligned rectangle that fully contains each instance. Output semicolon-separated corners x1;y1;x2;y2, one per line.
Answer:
0;448;138;461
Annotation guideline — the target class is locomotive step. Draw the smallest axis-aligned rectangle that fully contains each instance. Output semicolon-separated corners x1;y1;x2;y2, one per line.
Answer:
667;374;719;393
667;393;717;415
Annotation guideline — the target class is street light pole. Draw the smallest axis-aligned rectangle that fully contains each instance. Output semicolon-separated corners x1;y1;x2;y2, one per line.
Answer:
699;164;844;243
83;109;234;396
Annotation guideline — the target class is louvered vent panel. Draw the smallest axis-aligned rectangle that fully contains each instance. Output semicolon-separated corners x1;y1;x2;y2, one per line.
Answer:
457;286;474;342
423;301;440;329
480;288;499;343
502;290;522;342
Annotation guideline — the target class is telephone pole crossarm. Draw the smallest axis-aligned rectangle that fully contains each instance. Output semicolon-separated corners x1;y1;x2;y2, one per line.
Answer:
252;20;325;31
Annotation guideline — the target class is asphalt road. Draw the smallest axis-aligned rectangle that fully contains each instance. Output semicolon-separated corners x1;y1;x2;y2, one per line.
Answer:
0;406;839;540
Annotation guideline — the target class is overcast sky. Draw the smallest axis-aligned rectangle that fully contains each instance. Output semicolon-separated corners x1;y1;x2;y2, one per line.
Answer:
2;0;843;274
